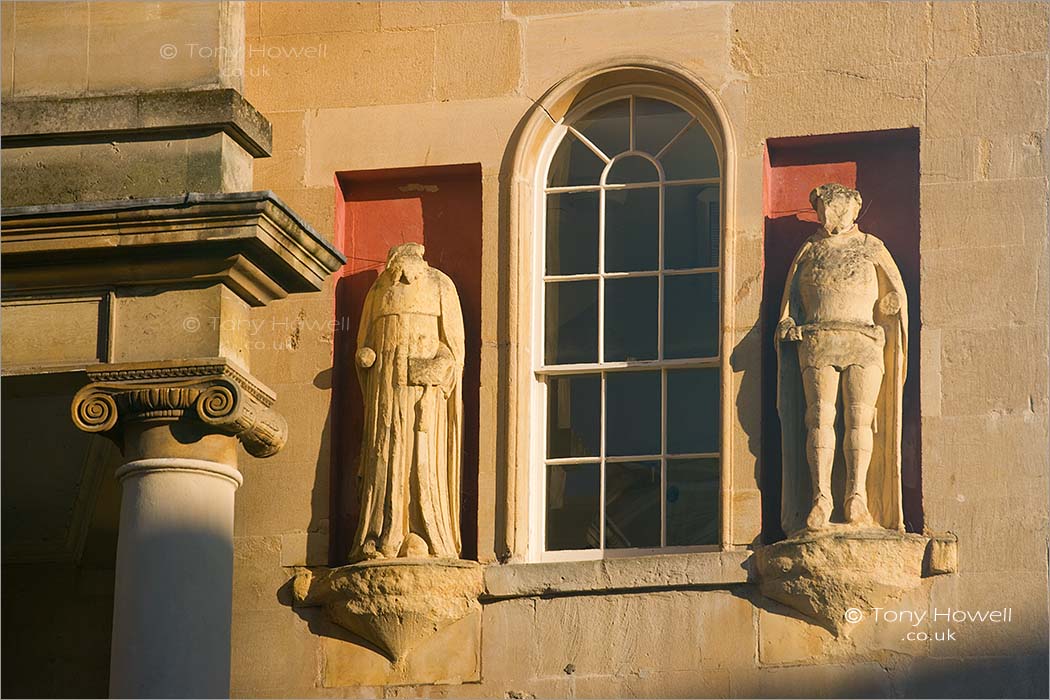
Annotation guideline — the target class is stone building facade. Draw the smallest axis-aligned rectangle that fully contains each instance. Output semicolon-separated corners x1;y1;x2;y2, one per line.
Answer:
1;1;1047;698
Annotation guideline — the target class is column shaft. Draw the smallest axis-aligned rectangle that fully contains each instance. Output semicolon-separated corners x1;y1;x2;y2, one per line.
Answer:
109;459;242;699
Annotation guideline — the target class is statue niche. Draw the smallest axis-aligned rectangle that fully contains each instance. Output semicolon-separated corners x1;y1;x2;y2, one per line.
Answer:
292;242;481;666
751;183;957;638
776;183;908;537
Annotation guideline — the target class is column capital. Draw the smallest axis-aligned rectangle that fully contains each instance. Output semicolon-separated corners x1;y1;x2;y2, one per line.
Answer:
71;358;287;458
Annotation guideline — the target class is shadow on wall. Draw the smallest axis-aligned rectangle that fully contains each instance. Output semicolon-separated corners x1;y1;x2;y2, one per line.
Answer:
760;128;923;544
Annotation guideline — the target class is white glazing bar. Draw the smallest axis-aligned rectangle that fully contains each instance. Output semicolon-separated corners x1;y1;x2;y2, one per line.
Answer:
599;371;607;550
629;95;636;151
567;125;611;163
536;357;719;375
662;266;720;276
544;267;716;283
660;369;668;548
655;118;698;160
597;188;606;364
546;456;602;465
547;177;720;195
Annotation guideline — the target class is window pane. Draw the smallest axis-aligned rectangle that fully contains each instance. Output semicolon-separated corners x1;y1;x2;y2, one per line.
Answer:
606;155;659;184
664;273;718;359
606;371;661;456
547;374;601;458
545;280;598;365
548;132;605;187
660;122;719;181
604;277;657;362
666;458;719;546
634;98;692;156
605;460;660;549
665;184;719;269
666;368;719;454
546;463;600;551
575;99;629;159
605;187;658;272
546;191;599;275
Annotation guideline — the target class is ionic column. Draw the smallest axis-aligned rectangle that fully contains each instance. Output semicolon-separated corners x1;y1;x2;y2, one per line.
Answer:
71;359;287;699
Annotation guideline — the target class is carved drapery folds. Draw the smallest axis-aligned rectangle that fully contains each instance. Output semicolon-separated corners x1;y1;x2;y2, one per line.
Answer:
71;359;287;457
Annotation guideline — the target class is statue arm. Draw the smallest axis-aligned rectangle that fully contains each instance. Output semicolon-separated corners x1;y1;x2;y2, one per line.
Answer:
355;284;377;373
872;242;908;367
777;241;811;342
408;274;465;392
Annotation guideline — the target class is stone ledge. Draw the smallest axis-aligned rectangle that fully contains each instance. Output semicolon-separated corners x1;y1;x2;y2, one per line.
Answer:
1;191;346;306
482;550;751;599
1;89;273;157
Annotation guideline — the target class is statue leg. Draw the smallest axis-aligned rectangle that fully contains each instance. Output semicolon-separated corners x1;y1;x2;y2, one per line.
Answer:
802;366;839;530
842;364;882;525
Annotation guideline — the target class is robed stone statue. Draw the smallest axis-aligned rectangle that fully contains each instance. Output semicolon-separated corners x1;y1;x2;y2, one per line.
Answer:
351;242;465;561
777;184;908;536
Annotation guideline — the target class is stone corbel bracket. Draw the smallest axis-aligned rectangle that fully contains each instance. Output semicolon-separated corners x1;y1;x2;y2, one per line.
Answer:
292;559;483;663
751;529;958;636
71;358;287;457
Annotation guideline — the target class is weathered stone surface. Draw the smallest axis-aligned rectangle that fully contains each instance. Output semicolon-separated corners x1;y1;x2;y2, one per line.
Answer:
382;1;501;29
752;529;936;635
977;1;1050;56
920;178;1046;250
245;29;435;112
233;535;286;612
522;3;732;97
732;2;896;76
509;1;626;17
294;559;483;662
321;611;480;687
743;62;924;152
484;550;749;598
303;97;531;187
256;1;379;35
0;133;253;208
436;22;521;101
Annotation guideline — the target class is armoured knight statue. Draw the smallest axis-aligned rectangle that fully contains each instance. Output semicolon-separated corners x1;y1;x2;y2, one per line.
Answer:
777;184;908;536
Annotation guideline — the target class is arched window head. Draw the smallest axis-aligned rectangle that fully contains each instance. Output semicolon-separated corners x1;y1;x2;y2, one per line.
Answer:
533;89;726;561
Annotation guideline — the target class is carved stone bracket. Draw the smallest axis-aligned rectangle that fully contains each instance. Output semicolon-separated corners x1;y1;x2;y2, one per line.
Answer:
71;358;287;457
751;529;958;636
292;559;483;663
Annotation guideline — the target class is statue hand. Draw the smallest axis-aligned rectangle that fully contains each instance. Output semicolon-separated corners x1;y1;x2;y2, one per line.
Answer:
778;318;802;342
879;291;902;316
356;347;376;368
408;348;455;387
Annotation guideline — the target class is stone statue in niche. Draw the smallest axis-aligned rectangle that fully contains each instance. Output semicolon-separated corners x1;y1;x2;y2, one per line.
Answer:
352;242;465;561
776;183;908;536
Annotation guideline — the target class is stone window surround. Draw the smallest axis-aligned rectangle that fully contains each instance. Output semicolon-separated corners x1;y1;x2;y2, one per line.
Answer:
530;85;725;562
499;60;746;566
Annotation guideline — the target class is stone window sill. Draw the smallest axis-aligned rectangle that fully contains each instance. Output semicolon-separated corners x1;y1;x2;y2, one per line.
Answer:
482;549;750;600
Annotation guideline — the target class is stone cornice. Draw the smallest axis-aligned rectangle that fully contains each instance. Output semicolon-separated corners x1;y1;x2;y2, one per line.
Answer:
1;191;347;306
71;358;287;458
1;88;273;157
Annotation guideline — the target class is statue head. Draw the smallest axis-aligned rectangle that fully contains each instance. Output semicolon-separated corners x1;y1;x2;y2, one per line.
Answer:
386;242;428;284
810;183;862;235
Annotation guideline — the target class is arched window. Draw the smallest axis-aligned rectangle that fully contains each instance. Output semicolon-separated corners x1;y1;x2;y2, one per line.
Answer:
533;90;724;560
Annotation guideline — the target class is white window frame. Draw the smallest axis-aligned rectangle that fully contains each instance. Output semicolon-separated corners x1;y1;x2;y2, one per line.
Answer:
528;86;727;563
